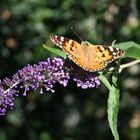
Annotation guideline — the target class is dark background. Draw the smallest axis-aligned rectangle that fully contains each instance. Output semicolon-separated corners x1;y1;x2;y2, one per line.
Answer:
0;0;140;140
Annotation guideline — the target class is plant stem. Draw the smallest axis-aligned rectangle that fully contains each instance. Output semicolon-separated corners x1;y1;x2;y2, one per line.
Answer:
109;60;140;72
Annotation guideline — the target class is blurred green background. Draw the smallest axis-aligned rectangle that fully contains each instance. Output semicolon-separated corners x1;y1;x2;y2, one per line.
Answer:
0;0;140;140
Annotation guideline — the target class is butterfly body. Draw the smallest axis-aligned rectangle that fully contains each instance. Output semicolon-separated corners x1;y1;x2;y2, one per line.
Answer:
50;35;125;72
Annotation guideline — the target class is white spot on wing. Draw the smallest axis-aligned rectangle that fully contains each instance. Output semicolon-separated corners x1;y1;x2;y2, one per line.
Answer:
100;46;105;51
109;46;114;52
60;37;64;41
113;52;116;55
69;40;73;45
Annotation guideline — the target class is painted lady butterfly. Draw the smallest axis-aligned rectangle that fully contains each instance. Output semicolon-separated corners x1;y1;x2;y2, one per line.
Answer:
50;35;125;72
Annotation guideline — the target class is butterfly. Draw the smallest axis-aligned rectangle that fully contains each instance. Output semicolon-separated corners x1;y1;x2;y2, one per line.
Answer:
50;35;125;72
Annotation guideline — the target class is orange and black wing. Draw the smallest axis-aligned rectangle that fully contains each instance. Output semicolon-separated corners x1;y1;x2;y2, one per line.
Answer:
50;35;84;65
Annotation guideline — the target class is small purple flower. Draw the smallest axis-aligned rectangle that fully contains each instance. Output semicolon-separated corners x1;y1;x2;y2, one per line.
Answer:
73;73;100;89
0;57;100;115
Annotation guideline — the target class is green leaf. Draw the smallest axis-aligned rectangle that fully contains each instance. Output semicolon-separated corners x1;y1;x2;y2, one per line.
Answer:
108;75;120;140
114;41;140;50
43;44;67;58
123;47;140;60
98;73;112;92
99;73;120;140
114;42;140;60
111;40;117;47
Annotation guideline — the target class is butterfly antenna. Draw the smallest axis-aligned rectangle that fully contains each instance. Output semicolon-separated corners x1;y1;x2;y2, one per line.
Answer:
70;27;83;41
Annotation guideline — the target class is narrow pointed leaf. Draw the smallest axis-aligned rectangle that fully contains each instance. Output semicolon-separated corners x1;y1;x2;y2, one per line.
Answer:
43;44;67;58
108;75;120;140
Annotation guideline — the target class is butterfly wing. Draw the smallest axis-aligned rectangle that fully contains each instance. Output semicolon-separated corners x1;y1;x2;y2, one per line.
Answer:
81;44;125;71
50;35;84;63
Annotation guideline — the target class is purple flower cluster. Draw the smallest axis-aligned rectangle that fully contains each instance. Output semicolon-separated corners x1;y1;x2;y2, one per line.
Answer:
73;73;100;89
0;57;100;115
